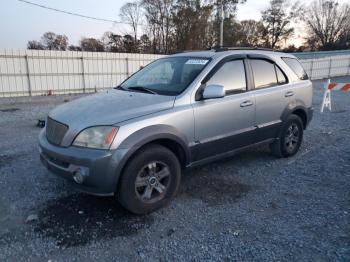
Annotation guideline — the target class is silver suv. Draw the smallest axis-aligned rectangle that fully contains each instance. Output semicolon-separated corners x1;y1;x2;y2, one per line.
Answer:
39;48;313;214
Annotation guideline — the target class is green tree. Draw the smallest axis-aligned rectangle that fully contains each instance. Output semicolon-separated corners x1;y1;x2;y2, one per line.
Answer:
171;0;214;51
123;34;137;53
139;34;153;53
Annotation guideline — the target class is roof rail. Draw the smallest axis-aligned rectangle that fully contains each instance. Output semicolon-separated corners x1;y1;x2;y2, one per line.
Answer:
171;47;276;55
212;46;274;52
171;49;214;54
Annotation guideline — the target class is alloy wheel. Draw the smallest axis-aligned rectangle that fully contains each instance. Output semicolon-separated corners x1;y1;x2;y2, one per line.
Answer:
135;161;171;204
284;123;300;153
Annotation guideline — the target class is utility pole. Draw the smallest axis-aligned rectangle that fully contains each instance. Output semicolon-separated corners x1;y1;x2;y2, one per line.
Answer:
219;0;224;47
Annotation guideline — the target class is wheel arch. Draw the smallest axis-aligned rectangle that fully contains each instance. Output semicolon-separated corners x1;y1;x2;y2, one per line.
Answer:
281;101;309;129
291;108;307;129
111;125;191;192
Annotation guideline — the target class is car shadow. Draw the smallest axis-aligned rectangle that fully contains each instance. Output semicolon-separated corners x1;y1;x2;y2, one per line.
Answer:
34;193;154;248
34;147;272;248
179;146;276;205
180;172;252;206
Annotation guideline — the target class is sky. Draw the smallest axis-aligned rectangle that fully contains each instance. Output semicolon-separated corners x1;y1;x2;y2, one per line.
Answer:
0;0;347;49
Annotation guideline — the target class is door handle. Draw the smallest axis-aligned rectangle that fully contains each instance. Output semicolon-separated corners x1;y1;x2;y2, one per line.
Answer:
240;100;253;107
285;91;294;97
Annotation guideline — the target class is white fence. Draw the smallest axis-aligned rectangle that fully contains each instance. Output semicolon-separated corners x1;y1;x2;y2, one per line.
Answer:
300;55;350;80
0;49;163;97
0;49;349;97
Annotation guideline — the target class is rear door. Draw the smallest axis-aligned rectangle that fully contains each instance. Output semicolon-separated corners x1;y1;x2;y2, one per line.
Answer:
248;57;291;142
191;57;256;161
281;57;313;109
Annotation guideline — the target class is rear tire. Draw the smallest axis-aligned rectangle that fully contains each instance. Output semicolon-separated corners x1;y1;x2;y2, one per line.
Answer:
270;114;303;158
117;144;181;215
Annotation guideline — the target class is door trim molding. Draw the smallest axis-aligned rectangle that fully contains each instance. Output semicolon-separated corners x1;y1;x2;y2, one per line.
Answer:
188;138;275;168
199;126;257;144
257;120;282;129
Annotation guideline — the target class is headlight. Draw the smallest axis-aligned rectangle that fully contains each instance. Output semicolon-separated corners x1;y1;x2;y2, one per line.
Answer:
73;126;119;149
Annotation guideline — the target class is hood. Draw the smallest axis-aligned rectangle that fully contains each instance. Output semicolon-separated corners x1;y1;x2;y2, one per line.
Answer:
49;89;175;131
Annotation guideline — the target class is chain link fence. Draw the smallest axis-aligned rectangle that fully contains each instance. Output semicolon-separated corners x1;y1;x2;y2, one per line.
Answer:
1;49;349;97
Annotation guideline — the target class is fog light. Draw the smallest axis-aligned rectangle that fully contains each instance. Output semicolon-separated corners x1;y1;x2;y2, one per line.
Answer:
73;170;85;184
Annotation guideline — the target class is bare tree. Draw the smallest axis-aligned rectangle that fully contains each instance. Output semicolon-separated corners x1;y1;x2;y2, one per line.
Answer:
220;0;246;12
142;0;175;54
102;31;125;52
80;38;105;52
261;0;300;49
239;20;266;47
27;40;45;50
302;0;350;50
139;34;152;53
68;45;82;51
41;32;68;50
40;32;56;49
120;1;143;43
54;35;69;51
27;32;68;50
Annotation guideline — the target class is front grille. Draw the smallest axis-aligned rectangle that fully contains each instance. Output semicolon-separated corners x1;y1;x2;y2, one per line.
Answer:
46;117;68;146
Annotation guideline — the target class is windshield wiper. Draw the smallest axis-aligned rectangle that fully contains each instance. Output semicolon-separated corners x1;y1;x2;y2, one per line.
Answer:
114;85;126;90
127;86;158;95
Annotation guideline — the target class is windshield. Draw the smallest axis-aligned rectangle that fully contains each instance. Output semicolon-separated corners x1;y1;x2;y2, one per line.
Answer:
120;57;210;96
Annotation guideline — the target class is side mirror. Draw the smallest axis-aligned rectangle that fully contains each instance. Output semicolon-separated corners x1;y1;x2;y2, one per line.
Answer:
202;84;225;100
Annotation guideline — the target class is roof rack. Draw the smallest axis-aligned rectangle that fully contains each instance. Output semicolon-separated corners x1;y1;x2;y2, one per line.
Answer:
211;46;274;52
171;47;276;55
171;49;212;54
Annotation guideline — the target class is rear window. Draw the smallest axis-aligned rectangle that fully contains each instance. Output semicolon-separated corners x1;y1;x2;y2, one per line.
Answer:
251;59;288;89
251;59;277;89
282;57;308;80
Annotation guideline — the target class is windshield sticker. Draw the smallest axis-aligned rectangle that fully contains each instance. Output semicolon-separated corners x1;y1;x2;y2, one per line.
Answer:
185;59;209;65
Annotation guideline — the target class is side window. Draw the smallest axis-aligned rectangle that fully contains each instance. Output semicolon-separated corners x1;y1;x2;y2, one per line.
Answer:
275;65;287;84
206;60;246;94
251;59;278;89
282;57;308;80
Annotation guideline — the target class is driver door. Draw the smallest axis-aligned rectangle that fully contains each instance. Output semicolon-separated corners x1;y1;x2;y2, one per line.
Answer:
191;58;256;161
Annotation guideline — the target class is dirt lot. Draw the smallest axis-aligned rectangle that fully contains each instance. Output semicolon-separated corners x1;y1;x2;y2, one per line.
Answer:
0;77;349;261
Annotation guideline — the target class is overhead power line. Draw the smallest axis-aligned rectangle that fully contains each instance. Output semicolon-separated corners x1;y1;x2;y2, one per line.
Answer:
17;0;143;25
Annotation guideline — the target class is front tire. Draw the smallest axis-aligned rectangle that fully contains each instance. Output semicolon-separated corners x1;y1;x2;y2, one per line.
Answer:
117;144;181;214
270;114;303;158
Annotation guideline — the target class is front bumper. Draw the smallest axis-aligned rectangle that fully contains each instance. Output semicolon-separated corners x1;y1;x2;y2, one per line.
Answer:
38;130;127;196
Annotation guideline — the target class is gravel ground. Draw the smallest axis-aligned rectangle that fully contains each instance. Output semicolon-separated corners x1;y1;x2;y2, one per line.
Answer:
0;77;349;261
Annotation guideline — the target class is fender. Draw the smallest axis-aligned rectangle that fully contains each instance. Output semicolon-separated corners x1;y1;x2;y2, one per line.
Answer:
109;125;192;190
280;99;310;128
119;124;191;157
